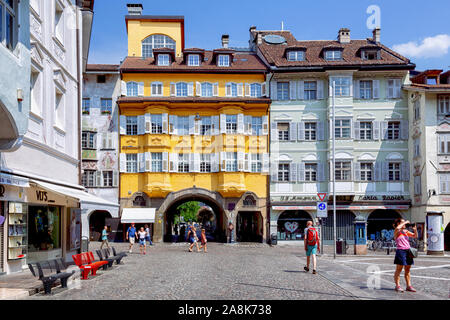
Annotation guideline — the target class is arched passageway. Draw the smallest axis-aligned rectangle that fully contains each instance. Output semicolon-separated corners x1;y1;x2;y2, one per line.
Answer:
89;210;112;241
367;210;402;241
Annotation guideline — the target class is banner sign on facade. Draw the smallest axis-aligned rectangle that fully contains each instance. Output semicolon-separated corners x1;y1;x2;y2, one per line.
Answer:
0;174;29;188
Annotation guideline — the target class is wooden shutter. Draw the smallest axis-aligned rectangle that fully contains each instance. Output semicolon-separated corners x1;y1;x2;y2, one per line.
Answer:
213;83;219;97
113;171;119;187
373;162;381;181
189;153;195;173
138;82;144;96
145;113;151;133
212;153;219;172
244;116;252;135
101;133;107;149
381;121;388;140
169;115;177;135
220;152;226;172
383;162;390;182
237;114;244;134
162;113;168;134
262;116;269;135
220;114;226;134
119;153;126;173
187;82;194;96
244;153;250;172
354;162;361;182
194;153;201;173
289;162;297;182
317;121;325;140
162;152;168;172
317;162;325;182
297;81;304;100
298;162;305;182
237;83;244;97
353;121;360;141
317;80;324;99
138;153;145;172
137;115;145;135
402;161;410;181
196;82;201;97
271;122;278;141
238;152;245;171
401;120;409;140
145;152;151;172
297;121;305;141
225;83;231;97
261;82;267;97
169;153;178;172
119;115;126;135
212;116;220;135
395;79;402;98
353;80;360;99
289;122;297;141
289;81;297;100
170;82;176;96
189;115;195;135
373;121;380;140
270;160;279;182
261;153;269;173
121;81;127;96
373;80;380;98
245;83;251;97
270;81;277;100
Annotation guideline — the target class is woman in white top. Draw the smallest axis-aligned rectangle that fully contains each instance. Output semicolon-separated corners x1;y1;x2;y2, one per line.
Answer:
137;227;147;255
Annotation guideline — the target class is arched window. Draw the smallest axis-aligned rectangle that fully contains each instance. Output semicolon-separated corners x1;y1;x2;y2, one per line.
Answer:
243;195;256;206
133;196;146;207
142;34;176;58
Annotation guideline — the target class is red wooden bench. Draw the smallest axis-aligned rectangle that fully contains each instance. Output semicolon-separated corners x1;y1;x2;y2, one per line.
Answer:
72;252;109;280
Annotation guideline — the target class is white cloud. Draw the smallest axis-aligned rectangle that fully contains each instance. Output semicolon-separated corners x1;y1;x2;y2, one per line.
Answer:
392;34;450;58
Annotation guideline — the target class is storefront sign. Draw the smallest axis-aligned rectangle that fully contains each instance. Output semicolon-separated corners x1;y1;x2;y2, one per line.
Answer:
273;206;316;211
273;205;410;211
276;196;317;202
356;195;408;201
0;174;29;188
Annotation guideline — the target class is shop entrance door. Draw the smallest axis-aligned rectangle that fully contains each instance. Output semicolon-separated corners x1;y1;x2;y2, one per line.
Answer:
236;212;263;243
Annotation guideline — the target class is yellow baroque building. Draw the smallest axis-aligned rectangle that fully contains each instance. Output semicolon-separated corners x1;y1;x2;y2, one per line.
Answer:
118;14;270;243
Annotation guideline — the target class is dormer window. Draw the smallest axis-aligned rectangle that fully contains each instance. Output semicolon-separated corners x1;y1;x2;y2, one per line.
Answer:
362;50;380;60
287;51;305;61
188;54;200;66
325;50;342;61
157;54;170;66
218;54;230;67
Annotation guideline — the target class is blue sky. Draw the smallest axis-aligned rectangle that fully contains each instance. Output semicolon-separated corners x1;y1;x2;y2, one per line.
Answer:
89;0;450;71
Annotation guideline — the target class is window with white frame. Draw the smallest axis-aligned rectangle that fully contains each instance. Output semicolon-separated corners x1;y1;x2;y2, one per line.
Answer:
438;134;450;154
414;175;421;195
101;98;112;114
325;50;342;61
414;138;420;157
360;121;372;140
251;154;262;173
278;163;290;182
54;1;64;43
126;154;138;173
362;50;379;60
304;81;317;100
387;121;400;140
188;54;200;66
200;116;212;135
438;96;450;115
201;82;213;97
359;80;373;99
332;77;351;97
151;114;163;134
277;123;289;141
225;152;237;172
305;122;317;141
126;116;138;135
360;163;373;181
0;0;17;50
82;170;96;188
176;82;188;97
387;79;402;99
82;98;90;115
103;171;113;187
157;54;170;66
151;82;163;96
250;83;262;97
218;54;230;67
335;119;351;139
226;83;238;97
152;153;162;172
200;154;211;173
251;117;262;136
335;161;351;181
127;82;138;96
226;115;237;134
277;82;289;100
439;174;450;194
177;116;189;135
82;132;96;149
305;163;317;182
287;50;305;61
31;68;42;115
142;34;175;58
388;162;401;181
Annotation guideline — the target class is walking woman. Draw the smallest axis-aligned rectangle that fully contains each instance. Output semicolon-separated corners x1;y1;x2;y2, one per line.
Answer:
144;224;152;246
393;218;418;292
137;227;147;255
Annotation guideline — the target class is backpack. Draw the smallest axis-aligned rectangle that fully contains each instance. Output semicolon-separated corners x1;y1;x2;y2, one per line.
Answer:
306;227;318;246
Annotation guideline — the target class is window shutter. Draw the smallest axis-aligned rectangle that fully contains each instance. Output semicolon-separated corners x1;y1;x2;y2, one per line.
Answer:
225;83;231;97
317;80;324;99
297;121;305;141
220;114;226;134
162;113;168;134
290;162;297;182
386;80;393;99
317;162;325;182
121;81;127;96
96;171;103;187
317;121;325;141
170;82;176;96
329;119;333;140
262;153;270;173
213;83;219;97
354;162;361;182
383;162;390;182
244;153;250;172
402;161;410;181
395;79;402;98
138;82;144;96
188;82;194;96
169;153;178;172
381;121;388;140
270;161;279;182
220;152;226;172
212;153;219;173
109;133;115;149
145;113;151;133
189;153;195;173
137;115;145;135
244;115;252;135
270;81;277;100
196;82;201;97
401;120;409;140
138;153;145;173
262;116;269;135
261;82;267;97
189;115;195;135
237;114;244;134
169;115;177;135
238;152;245;171
373;80;380;99
373;121;380;140
245;83;251;97
113;171;119;187
353;121;360;141
289;81;297;100
120;115;126;135
162;152;168;172
298;81;304;100
353;80;360;99
101;133;107;149
271;122;278;141
212;116;220;135
194;153;200;173
194;117;200;135
289;122;297;141
145;152;151;172
237;83;244;97
298;162;305;182
120;153;126;173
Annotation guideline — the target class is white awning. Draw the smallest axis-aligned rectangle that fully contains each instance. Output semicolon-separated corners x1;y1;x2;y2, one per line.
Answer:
30;180;119;217
121;208;156;223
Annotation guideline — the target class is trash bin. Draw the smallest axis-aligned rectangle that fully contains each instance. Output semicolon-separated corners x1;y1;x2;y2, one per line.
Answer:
81;236;89;253
336;238;344;254
271;233;277;245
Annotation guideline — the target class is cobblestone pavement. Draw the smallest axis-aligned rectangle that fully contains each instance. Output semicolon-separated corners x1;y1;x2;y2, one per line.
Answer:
24;243;449;300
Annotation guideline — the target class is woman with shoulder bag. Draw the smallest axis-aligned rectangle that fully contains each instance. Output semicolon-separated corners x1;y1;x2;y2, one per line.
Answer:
393;218;418;292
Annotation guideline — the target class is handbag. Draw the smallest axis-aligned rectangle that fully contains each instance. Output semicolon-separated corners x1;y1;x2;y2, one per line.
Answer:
408;247;418;259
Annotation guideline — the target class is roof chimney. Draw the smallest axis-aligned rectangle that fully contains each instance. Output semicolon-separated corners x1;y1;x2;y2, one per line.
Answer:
127;3;143;15
257;33;262;45
338;28;351;44
221;34;229;48
372;27;381;43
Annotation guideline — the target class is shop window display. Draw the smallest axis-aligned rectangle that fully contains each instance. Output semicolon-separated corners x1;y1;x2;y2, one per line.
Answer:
277;211;311;241
7;202;28;260
28;206;61;252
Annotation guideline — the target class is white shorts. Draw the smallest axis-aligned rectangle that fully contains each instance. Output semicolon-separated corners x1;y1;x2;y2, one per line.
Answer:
129;237;135;244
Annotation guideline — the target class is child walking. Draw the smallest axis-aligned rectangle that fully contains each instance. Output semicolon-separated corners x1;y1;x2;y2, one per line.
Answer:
187;226;200;252
199;229;208;253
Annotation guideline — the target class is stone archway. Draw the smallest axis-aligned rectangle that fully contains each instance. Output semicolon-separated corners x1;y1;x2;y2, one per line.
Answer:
88;210;112;241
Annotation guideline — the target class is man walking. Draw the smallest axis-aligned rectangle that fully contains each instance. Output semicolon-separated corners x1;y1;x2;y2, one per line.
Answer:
100;225;110;249
304;220;320;274
126;223;138;253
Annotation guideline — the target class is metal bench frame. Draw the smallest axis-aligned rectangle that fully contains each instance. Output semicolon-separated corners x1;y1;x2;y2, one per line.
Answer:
28;258;75;295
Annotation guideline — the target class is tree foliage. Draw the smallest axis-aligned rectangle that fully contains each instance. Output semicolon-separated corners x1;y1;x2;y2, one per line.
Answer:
176;201;201;223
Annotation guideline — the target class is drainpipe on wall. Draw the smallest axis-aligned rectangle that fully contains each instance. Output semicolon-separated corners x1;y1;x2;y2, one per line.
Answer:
76;4;82;187
266;71;274;244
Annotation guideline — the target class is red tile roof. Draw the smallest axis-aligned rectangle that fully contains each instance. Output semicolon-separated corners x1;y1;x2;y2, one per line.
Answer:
86;64;119;72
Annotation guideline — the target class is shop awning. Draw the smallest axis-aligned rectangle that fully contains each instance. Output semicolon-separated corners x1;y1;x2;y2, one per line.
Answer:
121;208;156;223
30;180;119;217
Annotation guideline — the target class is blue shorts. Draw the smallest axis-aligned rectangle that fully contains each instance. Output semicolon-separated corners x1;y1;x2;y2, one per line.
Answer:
394;249;414;266
306;245;318;256
139;239;146;246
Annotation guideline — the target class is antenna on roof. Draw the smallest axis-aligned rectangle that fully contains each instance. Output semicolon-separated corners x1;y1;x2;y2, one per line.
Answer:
281;21;284;31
